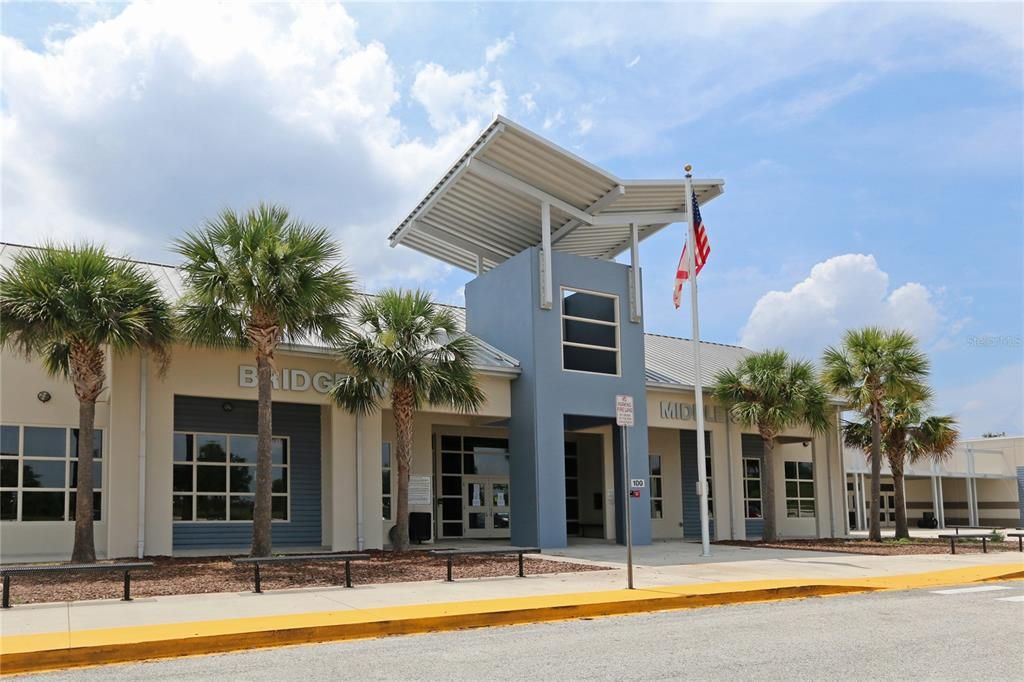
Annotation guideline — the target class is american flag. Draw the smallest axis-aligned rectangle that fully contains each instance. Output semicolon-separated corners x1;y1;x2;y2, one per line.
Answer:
672;189;710;309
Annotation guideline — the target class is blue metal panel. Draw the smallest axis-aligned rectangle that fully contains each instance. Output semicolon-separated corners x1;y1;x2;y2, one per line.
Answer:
741;434;765;540
680;429;714;540
171;396;322;551
466;247;651;548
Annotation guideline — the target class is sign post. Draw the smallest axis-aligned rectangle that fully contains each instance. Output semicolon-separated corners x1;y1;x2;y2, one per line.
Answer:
615;394;635;589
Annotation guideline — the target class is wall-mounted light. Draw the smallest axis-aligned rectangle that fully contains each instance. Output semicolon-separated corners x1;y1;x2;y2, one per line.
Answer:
222;401;234;413
37;391;52;403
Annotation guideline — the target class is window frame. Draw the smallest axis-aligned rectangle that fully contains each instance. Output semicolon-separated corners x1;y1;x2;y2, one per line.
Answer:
0;424;105;523
784;460;816;518
171;431;291;524
559;286;621;377
742;456;763;520
381;441;393;521
649;454;663;520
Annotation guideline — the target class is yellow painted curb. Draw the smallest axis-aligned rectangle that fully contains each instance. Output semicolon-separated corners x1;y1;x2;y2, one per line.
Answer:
2;562;1021;676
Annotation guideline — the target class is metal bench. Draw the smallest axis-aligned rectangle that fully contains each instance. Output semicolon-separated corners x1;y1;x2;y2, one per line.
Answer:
946;525;1000;535
232;553;370;593
0;561;154;609
1008;532;1024;552
937;532;990;554
428;547;541;582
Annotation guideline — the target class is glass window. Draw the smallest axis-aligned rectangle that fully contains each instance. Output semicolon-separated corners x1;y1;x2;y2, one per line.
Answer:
743;457;762;519
649;455;663;519
561;288;619;376
24;427;66;458
435;434;510;538
784;460;815;518
1;425;103;522
381;442;392;520
172;433;289;523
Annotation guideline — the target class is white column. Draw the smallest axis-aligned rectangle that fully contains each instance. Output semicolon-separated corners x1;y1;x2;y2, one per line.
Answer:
540;201;553;310
930;475;939;526
936;476;946;529
971;478;980;526
628;222;642;323
475;254;484;276
965;478;975;526
855;473;866;531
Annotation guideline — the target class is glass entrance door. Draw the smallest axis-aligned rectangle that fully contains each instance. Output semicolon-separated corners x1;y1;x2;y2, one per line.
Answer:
463;476;510;538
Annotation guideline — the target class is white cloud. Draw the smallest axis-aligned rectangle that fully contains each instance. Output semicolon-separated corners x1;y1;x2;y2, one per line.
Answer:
934;364;1024;438
484;34;514;63
577;117;593;135
519;92;536;113
626;55;640;68
0;1;493;287
739;254;942;358
542;109;564;131
411;63;507;132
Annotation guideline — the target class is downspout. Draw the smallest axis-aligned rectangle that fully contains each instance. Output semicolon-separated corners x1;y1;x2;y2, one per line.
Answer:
724;413;735;540
136;353;148;558
832;408;843;537
824;407;837;538
355;413;365;551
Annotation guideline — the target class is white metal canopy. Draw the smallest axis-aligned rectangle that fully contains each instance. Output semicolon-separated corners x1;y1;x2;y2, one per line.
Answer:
389;116;725;273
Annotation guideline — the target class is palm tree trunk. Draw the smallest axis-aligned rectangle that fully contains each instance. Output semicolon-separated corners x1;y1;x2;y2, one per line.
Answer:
392;388;414;552
250;351;273;557
71;398;97;563
892;463;909;540
869;402;883;542
762;436;778;542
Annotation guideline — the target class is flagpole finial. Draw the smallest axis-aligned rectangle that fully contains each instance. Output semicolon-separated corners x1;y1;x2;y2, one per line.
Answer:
684;164;693;177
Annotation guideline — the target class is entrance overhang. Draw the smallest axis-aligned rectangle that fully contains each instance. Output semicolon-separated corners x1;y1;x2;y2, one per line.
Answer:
389;116;725;273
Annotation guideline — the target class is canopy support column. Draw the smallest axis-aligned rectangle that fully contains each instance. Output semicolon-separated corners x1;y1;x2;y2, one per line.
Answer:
540;201;553;310
628;222;642;323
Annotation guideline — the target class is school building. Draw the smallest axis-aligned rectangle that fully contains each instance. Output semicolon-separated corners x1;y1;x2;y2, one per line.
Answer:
0;117;851;561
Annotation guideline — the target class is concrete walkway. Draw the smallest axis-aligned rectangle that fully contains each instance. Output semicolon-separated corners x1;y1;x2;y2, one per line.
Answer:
2;545;1021;638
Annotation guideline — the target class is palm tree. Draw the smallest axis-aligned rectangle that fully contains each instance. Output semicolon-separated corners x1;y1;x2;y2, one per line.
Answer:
174;204;355;557
0;244;174;562
822;327;929;542
844;395;958;539
330;290;484;551
712;349;830;542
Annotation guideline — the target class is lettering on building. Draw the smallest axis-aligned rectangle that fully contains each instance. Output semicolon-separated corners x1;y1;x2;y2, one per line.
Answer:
239;365;346;394
658;401;728;423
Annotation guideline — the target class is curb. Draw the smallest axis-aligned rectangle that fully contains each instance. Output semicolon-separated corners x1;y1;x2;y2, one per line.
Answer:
2;563;1022;675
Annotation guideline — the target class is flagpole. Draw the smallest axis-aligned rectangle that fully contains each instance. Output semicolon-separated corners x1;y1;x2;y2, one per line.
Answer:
684;165;712;557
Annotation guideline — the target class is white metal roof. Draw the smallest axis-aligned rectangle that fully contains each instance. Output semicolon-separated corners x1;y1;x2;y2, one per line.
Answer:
389;116;725;272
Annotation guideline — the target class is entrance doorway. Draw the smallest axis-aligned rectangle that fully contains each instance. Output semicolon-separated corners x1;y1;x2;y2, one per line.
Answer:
435;433;510;540
563;430;606;540
463;477;510;538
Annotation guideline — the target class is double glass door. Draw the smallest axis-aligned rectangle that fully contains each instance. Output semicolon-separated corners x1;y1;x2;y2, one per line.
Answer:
463;476;510;538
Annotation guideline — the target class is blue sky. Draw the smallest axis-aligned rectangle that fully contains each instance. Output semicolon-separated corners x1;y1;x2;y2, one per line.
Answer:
2;2;1021;436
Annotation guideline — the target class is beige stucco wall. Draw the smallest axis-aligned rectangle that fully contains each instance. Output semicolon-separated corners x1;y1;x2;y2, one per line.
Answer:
1;343;513;558
0;351;112;559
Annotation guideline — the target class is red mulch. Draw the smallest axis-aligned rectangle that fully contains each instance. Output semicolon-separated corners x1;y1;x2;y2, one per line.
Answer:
717;538;1021;556
2;551;607;605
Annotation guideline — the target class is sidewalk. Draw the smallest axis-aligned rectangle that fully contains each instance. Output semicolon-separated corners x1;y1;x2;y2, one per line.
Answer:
2;548;1021;675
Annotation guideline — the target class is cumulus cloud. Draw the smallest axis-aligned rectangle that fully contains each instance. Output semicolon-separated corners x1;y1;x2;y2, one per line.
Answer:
739;254;942;358
411;63;507;132
0;1;493;288
484;34;515;63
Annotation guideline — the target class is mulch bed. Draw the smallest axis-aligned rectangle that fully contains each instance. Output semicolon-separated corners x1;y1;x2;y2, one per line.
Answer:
2;551;608;606
717;538;1021;556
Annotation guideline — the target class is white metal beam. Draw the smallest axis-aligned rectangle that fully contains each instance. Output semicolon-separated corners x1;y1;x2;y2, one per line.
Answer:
552;185;625;244
589;211;688;227
467;158;595;226
413;220;506;264
540;201;553;310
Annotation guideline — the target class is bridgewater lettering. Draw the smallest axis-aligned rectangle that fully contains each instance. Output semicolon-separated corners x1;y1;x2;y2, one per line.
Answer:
238;365;346;394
